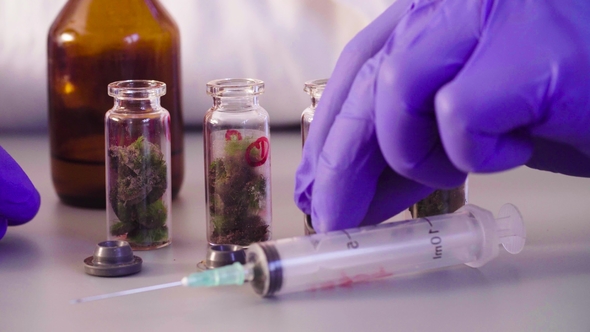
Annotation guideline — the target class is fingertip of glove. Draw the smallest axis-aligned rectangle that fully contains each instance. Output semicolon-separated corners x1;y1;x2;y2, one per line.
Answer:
294;172;312;216
311;205;362;233
293;192;311;216
28;188;41;218
6;188;41;226
310;216;328;233
0;218;7;240
310;210;337;233
294;149;317;214
0;146;42;225
24;188;42;222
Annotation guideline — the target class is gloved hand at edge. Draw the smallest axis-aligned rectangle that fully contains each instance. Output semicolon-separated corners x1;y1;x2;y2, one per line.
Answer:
295;0;590;232
294;0;434;233
0;146;41;240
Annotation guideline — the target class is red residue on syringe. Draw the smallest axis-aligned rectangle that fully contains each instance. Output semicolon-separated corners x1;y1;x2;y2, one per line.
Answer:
308;267;394;292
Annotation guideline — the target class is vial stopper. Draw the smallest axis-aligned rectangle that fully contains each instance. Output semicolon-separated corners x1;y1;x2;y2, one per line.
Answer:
197;244;246;270
84;240;142;277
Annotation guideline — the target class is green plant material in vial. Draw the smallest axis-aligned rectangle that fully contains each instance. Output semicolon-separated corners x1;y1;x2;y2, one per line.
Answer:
126;226;169;244
410;184;466;218
208;137;269;246
109;136;168;247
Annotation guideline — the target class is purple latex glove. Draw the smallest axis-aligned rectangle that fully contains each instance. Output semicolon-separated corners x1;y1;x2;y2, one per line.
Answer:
295;0;590;232
0;146;41;240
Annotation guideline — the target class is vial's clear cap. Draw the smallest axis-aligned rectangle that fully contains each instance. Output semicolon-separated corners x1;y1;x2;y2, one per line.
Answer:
495;203;526;254
206;78;264;97
304;78;328;97
108;80;166;99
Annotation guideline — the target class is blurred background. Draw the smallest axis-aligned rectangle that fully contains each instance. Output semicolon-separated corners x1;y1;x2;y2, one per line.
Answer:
0;0;395;132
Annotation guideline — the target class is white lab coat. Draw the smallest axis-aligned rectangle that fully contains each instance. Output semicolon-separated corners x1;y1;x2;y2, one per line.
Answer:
0;0;394;131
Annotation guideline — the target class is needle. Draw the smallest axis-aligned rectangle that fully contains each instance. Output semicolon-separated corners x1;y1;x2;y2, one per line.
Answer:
71;262;248;304
71;281;183;304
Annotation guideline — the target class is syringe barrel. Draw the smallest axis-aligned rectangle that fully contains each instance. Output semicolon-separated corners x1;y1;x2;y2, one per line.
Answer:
248;204;521;296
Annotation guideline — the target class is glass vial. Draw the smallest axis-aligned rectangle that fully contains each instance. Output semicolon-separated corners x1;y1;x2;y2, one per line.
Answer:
204;78;272;247
105;80;172;250
301;79;328;235
48;0;184;208
410;181;468;218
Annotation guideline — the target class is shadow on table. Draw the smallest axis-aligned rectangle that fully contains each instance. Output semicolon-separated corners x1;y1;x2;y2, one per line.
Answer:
51;202;106;243
0;233;42;271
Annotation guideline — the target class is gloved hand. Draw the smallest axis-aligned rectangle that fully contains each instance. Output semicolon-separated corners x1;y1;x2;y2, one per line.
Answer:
0;146;41;240
295;0;590;232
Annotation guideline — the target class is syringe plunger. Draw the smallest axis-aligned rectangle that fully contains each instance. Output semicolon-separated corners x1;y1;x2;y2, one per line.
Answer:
496;203;526;254
461;203;525;268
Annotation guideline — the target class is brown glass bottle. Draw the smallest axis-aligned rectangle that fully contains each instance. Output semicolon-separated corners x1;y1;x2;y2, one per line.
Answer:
48;0;184;208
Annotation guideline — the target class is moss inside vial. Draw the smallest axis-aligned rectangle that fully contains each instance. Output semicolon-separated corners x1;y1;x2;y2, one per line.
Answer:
108;136;168;246
410;185;466;218
208;135;269;246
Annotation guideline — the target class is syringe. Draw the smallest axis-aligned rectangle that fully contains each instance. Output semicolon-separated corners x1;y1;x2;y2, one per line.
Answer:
72;203;525;303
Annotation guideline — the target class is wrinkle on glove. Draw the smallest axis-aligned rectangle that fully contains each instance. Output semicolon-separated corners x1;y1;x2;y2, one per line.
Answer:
311;54;387;232
375;0;476;187
378;0;590;176
434;0;590;174
296;0;590;232
0;147;41;231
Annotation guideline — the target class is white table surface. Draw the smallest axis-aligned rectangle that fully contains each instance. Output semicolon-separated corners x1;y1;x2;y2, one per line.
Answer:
1;132;590;332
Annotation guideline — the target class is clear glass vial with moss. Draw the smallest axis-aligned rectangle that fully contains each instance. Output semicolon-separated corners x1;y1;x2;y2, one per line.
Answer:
410;181;468;218
204;78;272;247
301;79;327;146
301;79;328;235
105;80;172;250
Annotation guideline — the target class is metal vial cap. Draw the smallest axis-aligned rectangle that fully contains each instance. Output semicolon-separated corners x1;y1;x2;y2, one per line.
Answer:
198;244;246;270
84;241;142;277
